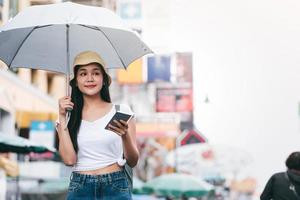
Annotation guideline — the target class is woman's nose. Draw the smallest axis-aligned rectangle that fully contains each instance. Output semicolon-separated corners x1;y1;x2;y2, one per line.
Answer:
87;74;94;81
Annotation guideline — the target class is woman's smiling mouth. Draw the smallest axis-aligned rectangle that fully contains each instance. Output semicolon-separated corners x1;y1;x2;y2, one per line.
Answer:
85;85;97;88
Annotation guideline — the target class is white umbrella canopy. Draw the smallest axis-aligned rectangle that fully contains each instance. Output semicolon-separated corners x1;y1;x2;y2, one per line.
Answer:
0;2;152;75
0;2;128;30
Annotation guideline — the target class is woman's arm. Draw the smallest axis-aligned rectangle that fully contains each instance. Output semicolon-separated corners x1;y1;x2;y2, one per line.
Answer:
108;118;139;167
57;96;77;166
121;118;139;167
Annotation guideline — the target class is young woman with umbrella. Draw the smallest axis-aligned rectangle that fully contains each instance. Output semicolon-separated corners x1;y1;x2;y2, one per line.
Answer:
56;51;139;199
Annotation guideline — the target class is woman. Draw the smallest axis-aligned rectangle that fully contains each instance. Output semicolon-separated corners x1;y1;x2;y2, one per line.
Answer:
260;151;300;200
56;51;139;199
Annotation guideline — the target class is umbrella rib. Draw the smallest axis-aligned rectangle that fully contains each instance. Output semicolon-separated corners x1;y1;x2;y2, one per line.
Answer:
8;26;38;67
7;25;54;67
79;24;127;69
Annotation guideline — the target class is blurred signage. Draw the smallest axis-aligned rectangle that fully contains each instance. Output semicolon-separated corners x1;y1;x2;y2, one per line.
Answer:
117;58;143;84
176;52;193;84
156;87;193;112
29;121;54;148
136;122;179;138
118;1;142;20
147;55;171;82
16;111;57;128
179;113;193;131
179;129;207;146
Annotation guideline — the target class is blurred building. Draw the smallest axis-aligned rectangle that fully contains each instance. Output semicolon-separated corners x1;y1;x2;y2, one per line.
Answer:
0;85;15;137
68;0;116;10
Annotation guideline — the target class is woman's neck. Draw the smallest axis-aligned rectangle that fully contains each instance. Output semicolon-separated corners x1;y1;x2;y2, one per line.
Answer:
83;95;107;109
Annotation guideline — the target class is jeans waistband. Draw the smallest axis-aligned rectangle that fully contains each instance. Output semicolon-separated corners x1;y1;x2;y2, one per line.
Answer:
70;170;125;184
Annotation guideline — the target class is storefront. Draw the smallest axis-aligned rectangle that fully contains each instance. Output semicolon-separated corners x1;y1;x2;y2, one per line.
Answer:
0;69;57;147
0;86;15;200
0;86;15;136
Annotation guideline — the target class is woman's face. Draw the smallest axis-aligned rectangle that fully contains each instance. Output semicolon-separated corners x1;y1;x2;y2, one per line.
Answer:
76;63;104;97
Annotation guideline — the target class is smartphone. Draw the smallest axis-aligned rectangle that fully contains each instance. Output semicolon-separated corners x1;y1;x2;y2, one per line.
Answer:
105;112;133;130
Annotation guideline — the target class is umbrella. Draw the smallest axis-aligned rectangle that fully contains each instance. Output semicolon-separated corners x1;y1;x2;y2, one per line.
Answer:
166;143;252;176
0;134;56;154
142;173;214;198
0;2;152;83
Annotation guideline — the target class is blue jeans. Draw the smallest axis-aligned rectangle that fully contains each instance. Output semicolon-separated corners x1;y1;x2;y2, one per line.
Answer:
66;170;132;200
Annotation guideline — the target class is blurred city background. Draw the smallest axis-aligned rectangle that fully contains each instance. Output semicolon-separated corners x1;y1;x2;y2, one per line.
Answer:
0;0;300;199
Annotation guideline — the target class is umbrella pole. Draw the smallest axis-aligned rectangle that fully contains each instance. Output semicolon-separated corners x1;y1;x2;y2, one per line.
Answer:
66;24;71;97
66;75;70;96
65;24;71;129
16;154;20;200
16;175;20;200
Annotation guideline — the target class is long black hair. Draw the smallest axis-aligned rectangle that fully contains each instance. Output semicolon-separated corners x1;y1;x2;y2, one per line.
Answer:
68;63;111;153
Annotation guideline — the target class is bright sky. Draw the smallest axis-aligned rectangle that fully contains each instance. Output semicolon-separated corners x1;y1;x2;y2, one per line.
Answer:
165;0;300;194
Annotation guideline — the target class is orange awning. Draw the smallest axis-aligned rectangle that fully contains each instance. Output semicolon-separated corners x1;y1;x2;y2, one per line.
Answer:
16;111;57;128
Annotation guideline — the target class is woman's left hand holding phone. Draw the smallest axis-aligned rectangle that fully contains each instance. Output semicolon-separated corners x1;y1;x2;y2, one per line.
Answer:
108;120;129;137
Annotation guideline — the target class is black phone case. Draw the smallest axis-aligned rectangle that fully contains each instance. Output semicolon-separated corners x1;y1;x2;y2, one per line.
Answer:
105;112;133;129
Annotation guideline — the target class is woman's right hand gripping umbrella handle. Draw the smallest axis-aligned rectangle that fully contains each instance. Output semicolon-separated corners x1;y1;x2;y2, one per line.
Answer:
58;96;74;130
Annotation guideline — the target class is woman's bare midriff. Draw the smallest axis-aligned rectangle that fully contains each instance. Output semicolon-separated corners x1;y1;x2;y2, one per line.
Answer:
77;163;122;175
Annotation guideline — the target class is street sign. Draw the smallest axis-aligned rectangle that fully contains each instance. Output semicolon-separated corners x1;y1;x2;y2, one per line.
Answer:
29;121;55;149
177;128;207;146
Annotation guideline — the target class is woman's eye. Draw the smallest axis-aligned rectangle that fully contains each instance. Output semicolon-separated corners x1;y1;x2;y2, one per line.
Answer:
80;73;86;76
93;72;100;76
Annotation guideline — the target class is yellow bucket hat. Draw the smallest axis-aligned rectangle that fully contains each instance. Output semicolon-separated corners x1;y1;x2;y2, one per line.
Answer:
73;51;106;68
72;51;111;85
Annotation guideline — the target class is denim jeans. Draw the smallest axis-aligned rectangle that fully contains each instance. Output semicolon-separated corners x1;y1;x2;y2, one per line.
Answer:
66;170;132;200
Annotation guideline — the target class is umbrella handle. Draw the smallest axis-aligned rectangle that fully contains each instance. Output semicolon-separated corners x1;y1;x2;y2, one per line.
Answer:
64;110;71;130
64;72;72;130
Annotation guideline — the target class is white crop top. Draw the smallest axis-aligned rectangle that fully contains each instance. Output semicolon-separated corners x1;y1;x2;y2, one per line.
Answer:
73;104;134;172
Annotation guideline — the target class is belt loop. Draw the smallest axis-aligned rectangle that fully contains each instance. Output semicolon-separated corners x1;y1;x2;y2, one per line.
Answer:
82;174;86;185
97;174;100;183
69;172;73;182
97;175;102;183
108;173;112;184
